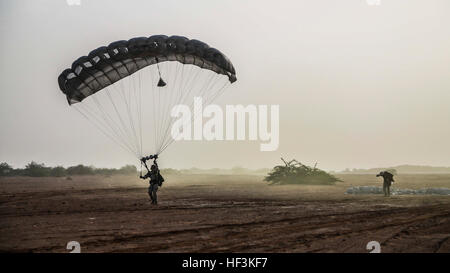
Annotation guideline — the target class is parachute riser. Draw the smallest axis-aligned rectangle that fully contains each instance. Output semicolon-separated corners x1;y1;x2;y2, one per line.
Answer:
140;154;158;173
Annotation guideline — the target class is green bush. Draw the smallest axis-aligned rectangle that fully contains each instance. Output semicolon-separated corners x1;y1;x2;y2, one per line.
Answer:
265;158;342;185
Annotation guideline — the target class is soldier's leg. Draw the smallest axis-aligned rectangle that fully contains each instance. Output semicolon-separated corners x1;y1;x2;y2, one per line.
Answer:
148;186;153;202
383;182;387;196
152;185;158;204
149;184;155;204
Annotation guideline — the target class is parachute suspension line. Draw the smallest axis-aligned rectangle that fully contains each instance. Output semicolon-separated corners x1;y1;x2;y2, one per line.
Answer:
106;82;140;157
173;64;195;109
73;61;233;159
132;67;146;157
142;63;154;153
137;71;143;159
157;63;201;154
158;66;206;153
156;60;162;78
156;62;189;154
78;101;125;149
148;64;158;154
158;61;179;153
159;75;230;155
73;104;137;158
174;65;203;111
88;95;137;155
114;79;138;156
154;63;164;153
159;71;226;155
156;62;173;152
129;72;143;158
156;61;183;154
103;86;140;158
205;76;230;105
73;67;133;152
121;75;141;157
129;75;143;158
158;66;213;153
156;65;162;153
156;60;166;87
183;72;219;117
80;72;150;159
59;36;237;163
155;63;164;152
159;64;203;147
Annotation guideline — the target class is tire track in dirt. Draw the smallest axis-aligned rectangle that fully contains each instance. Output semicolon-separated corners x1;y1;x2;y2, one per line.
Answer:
19;203;450;253
2;184;449;253
188;205;450;252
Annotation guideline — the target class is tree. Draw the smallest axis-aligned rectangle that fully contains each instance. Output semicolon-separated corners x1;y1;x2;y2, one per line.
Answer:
24;161;51;177
66;164;94;175
0;162;13;176
118;165;137;175
50;166;67;177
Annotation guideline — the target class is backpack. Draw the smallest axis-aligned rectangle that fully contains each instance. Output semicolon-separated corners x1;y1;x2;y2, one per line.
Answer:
158;173;165;186
385;172;394;182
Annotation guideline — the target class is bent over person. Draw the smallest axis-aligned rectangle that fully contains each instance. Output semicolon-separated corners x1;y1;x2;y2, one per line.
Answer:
376;171;395;197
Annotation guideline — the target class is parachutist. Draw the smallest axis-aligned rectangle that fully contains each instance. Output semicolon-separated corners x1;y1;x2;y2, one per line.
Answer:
58;35;236;160
140;162;164;205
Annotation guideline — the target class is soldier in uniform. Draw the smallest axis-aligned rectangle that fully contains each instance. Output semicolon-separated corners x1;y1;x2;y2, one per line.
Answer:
140;155;164;204
376;171;395;197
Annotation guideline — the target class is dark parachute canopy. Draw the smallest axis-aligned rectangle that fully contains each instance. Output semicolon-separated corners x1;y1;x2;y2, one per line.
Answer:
58;35;236;105
58;35;236;158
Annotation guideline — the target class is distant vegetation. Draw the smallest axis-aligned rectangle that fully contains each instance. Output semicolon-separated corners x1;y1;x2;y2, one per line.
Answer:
166;166;270;176
0;162;269;178
0;162;137;177
3;161;449;178
264;158;342;185
339;165;450;174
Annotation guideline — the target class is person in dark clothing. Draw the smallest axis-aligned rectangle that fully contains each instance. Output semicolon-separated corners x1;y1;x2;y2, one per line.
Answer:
376;171;395;197
140;155;164;204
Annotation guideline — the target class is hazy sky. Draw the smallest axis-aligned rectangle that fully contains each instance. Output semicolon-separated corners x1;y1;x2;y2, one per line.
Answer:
1;0;449;170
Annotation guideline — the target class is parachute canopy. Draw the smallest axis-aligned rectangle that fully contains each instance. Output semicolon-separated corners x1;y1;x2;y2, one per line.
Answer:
58;35;237;158
58;35;236;105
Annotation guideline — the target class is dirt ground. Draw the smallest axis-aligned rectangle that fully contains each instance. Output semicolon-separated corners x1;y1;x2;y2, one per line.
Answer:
0;173;449;253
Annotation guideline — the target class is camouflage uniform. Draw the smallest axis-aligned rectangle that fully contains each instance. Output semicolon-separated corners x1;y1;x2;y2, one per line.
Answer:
141;168;162;204
148;174;159;204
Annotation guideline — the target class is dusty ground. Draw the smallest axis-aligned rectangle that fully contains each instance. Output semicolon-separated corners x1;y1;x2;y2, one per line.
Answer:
0;173;449;253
